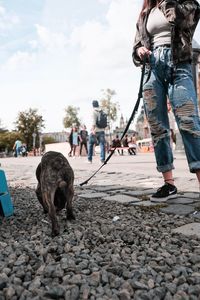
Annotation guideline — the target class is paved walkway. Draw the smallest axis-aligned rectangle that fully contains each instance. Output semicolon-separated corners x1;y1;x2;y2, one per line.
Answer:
0;151;199;191
1;151;200;236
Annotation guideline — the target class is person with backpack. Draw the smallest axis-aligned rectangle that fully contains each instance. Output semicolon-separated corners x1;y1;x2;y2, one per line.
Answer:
88;100;107;163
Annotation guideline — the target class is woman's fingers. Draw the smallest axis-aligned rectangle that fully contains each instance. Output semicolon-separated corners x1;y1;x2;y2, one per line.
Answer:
137;47;152;59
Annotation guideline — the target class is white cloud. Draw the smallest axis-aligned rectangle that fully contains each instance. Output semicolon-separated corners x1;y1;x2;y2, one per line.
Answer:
35;24;68;52
0;5;5;15
2;51;36;71
0;5;20;31
29;40;39;50
70;0;139;72
1;24;69;71
98;0;111;4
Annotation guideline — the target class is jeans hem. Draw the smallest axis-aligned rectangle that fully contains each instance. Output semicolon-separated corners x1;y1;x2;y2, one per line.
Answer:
157;163;175;173
189;162;200;173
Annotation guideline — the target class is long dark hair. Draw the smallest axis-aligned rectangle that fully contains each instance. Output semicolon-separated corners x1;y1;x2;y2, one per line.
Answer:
140;0;157;17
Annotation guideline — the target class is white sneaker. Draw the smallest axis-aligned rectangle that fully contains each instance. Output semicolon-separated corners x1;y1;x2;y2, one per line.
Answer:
86;160;92;163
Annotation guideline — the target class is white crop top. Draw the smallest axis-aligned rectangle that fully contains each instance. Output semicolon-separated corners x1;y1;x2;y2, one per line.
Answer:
146;7;171;48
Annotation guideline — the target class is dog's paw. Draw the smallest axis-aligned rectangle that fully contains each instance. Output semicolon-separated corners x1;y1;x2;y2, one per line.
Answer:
67;212;76;221
51;226;60;237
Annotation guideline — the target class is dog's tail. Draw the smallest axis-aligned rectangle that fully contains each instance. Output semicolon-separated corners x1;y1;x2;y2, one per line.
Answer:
58;180;67;188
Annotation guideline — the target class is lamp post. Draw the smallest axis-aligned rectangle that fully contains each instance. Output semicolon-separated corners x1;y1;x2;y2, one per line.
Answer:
108;117;112;146
39;133;43;155
32;133;36;156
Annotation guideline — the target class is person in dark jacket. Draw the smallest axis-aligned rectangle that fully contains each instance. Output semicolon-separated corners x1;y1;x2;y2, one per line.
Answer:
68;128;73;157
111;135;123;155
79;125;88;156
122;134;136;155
132;0;200;202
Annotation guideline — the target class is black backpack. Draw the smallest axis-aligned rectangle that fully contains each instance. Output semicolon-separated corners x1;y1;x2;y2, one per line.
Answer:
96;110;108;128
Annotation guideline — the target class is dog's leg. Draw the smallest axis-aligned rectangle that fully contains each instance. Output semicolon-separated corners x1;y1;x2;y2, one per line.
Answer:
65;183;75;220
43;189;60;236
36;163;48;214
36;183;48;214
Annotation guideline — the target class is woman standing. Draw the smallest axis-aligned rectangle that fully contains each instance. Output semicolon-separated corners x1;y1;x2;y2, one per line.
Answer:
133;0;200;201
71;126;79;157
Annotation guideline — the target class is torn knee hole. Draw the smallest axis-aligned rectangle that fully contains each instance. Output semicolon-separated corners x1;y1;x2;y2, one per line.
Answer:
175;100;195;118
149;118;168;140
144;89;157;111
179;119;200;137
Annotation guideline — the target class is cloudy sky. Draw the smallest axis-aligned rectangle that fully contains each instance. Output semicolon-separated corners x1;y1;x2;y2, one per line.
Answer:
0;0;200;133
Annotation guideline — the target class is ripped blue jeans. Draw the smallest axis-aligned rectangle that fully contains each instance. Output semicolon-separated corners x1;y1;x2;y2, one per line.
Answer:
143;46;200;173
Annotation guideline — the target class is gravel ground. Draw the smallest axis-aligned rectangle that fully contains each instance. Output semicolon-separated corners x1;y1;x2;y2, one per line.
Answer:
0;185;200;300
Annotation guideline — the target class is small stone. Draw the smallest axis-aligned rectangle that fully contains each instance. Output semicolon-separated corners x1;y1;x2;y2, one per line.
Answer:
89;272;100;287
118;289;131;300
44;286;65;298
0;273;8;289
130;280;148;290
147;278;155;289
5;286;15;299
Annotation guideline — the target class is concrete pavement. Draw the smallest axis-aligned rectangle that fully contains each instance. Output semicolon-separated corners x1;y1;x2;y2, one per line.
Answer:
0;151;199;193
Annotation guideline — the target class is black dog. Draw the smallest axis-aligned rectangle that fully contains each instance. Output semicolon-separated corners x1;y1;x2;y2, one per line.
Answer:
35;151;75;236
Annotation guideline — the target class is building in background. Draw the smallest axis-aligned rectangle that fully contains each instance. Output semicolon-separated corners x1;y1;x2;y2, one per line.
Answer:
112;114;136;140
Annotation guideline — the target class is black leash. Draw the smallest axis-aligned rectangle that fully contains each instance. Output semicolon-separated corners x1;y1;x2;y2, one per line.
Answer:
80;58;147;186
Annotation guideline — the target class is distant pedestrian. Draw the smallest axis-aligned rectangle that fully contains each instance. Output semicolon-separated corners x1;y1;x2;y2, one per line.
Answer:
21;144;28;157
68;128;73;157
71;126;79;157
128;134;137;155
79;125;88;156
13;139;22;157
88;100;107;163
111;135;123;155
122;134;135;155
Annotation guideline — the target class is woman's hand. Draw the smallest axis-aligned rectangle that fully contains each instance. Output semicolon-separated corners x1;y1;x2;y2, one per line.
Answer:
137;47;152;60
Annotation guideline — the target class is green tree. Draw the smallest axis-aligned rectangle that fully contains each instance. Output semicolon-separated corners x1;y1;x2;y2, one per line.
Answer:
63;105;81;129
15;108;45;150
0;131;22;153
100;88;119;123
